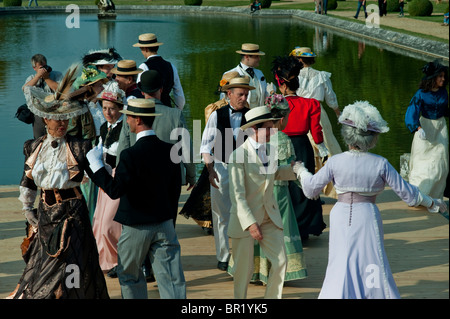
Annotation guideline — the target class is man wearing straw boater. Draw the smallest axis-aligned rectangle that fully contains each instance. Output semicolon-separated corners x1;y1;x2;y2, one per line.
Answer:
111;59;144;101
200;76;254;271
133;33;185;110
227;106;298;299
221;43;268;109
87;98;186;299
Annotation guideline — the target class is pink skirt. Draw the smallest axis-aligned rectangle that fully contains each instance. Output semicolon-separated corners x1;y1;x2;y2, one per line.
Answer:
92;169;122;271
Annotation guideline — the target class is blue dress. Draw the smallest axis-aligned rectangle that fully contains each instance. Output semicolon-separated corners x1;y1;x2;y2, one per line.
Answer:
405;88;449;198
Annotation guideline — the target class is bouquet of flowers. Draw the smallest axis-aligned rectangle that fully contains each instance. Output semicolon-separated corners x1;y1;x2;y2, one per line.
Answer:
265;93;289;111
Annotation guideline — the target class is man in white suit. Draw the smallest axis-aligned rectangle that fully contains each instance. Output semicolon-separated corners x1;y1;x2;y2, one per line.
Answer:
227;106;298;299
221;43;268;109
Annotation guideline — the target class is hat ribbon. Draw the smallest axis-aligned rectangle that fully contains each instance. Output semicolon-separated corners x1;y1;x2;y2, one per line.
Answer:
117;66;138;72
241;48;260;54
139;38;158;45
247;112;272;124
127;105;155;114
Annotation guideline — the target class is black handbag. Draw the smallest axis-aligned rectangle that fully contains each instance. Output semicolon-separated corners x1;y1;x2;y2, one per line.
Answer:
15;103;34;124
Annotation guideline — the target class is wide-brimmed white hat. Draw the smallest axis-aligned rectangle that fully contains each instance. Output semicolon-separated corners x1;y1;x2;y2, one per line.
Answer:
241;106;280;131
236;43;265;56
121;98;162;117
338;101;389;133
133;33;164;48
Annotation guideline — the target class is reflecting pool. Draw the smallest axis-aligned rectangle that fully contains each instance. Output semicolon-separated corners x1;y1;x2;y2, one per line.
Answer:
0;11;445;185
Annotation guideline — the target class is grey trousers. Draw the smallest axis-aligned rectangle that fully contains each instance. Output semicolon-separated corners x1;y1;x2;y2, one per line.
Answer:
117;219;186;299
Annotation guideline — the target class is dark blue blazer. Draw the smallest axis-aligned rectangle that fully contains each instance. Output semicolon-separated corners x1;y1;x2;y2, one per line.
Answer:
91;134;181;226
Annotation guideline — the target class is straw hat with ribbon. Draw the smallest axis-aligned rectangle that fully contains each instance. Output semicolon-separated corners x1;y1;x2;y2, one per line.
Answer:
221;75;256;91
111;59;143;76
241;105;281;131
121;98;162;117
236;43;265;56
133;33;164;48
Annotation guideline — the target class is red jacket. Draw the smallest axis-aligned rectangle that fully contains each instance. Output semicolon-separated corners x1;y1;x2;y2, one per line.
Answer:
282;96;324;144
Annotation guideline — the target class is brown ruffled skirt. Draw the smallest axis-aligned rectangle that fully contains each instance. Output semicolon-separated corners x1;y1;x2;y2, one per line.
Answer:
13;194;109;299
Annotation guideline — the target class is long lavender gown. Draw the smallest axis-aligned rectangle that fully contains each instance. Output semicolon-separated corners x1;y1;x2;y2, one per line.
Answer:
299;150;423;299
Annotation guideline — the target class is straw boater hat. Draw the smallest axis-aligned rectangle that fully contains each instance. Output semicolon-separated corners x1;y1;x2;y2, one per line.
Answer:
24;64;89;120
97;81;126;105
289;47;317;58
241;105;281;131
218;71;240;92
111;60;143;76
133;33;164;48
338;101;389;133
120;98;162;117
221;75;256;91
236;43;265;56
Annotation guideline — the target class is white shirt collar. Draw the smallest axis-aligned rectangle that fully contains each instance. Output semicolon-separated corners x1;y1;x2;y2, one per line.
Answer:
136;129;156;142
248;136;266;150
107;115;124;129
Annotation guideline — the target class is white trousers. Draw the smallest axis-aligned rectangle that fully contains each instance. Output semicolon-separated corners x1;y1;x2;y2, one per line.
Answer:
231;215;287;299
210;162;232;263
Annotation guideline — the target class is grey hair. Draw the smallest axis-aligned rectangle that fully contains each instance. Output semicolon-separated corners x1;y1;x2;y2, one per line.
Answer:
341;124;380;152
31;54;47;67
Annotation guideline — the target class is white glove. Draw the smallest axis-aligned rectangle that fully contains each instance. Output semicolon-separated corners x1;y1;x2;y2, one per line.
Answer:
266;82;277;95
24;209;38;227
417;128;426;140
317;143;329;158
87;142;105;173
292;161;308;176
428;199;448;213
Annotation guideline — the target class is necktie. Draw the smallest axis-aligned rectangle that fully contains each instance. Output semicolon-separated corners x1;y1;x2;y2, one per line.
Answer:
257;145;268;167
229;106;243;114
246;67;255;78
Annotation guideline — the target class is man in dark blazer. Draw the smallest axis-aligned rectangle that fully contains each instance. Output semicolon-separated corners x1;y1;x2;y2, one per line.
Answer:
87;98;186;299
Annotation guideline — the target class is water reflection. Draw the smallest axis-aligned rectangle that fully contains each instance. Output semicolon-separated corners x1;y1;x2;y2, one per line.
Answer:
0;12;447;185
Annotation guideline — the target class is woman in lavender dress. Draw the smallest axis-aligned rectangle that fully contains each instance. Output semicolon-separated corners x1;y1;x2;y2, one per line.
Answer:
293;101;447;299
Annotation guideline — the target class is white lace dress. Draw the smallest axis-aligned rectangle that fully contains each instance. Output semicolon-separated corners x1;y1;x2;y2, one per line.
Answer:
297;66;342;198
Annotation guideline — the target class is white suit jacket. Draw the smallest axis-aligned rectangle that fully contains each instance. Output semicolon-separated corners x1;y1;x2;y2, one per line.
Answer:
227;138;296;239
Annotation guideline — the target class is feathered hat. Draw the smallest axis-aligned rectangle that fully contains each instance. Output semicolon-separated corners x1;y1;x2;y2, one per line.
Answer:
82;47;122;67
72;65;109;90
338;101;389;133
271;55;302;86
24;64;89;120
97;81;126;105
421;59;448;81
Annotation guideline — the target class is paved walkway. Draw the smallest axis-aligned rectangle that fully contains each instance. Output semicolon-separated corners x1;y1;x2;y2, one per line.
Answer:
268;0;449;40
0;185;448;299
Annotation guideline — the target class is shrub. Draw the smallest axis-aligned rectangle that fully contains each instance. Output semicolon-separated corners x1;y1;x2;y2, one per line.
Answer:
386;0;400;12
260;0;272;8
327;0;338;10
408;0;433;16
184;0;202;6
3;0;22;6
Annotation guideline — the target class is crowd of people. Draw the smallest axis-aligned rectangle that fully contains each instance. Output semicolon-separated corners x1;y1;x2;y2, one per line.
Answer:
8;31;448;300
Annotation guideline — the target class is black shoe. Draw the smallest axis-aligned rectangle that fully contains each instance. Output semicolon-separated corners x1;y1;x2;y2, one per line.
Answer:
202;227;213;236
106;266;118;278
354;16;358;19
217;261;228;271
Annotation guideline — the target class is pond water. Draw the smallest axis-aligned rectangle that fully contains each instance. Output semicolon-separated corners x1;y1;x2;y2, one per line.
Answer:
0;11;445;185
